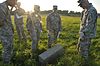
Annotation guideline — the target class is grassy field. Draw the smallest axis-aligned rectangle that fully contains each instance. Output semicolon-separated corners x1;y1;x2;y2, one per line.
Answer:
0;15;100;66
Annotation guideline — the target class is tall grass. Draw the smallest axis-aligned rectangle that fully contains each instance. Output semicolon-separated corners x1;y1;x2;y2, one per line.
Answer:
0;15;100;66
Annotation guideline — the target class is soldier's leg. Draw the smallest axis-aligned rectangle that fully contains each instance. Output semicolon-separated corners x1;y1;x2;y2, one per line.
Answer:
1;36;13;64
22;30;27;41
78;38;91;65
54;31;59;44
19;25;23;40
21;25;27;41
16;26;22;42
31;30;38;52
21;26;27;49
34;30;40;65
48;31;54;48
37;30;41;43
30;30;39;63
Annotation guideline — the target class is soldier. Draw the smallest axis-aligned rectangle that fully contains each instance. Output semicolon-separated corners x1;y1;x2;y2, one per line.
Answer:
46;5;61;48
14;2;26;43
0;0;17;64
77;0;97;65
26;5;42;52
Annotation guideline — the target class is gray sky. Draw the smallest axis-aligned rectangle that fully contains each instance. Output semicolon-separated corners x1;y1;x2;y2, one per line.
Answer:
0;0;100;13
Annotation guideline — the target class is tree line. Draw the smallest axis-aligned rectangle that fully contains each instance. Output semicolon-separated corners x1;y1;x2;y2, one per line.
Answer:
11;10;100;17
40;10;81;16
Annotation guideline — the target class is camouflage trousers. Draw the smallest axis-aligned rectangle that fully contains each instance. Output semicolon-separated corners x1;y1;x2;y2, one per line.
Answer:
15;24;26;42
0;35;13;64
29;28;41;51
77;38;91;61
48;30;59;48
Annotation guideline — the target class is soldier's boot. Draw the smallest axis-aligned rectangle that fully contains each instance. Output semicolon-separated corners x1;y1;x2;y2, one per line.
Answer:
32;40;38;58
3;60;11;66
32;51;37;58
3;64;11;66
81;61;89;66
48;43;51;48
81;55;90;66
48;39;52;48
31;49;39;66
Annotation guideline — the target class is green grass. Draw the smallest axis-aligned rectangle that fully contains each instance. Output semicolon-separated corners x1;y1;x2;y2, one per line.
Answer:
0;15;100;66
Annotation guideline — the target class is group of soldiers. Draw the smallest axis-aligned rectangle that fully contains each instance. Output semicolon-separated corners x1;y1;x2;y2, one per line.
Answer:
0;0;61;65
0;0;98;66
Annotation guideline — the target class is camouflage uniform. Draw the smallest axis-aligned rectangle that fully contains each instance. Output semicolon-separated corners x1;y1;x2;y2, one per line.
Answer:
14;3;26;43
46;5;61;48
0;1;14;63
77;3;97;61
26;5;42;51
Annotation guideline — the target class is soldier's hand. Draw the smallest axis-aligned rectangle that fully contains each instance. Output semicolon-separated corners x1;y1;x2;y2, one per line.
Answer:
80;32;84;39
40;30;42;32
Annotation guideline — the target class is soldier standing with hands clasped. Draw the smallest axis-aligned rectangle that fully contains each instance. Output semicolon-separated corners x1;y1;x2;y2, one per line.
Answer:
46;5;61;48
77;0;97;65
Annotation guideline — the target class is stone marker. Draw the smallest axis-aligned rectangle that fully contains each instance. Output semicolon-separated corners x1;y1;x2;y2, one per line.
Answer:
39;44;64;65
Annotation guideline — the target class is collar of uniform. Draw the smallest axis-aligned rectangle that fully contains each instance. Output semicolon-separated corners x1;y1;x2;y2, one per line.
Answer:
87;3;93;14
87;3;93;10
84;3;93;13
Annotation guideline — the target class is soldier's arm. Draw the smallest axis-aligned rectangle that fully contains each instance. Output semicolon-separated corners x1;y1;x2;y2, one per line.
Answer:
59;15;61;31
39;15;43;31
81;10;84;21
83;10;97;34
46;15;50;30
26;15;31;31
26;16;29;30
0;7;5;27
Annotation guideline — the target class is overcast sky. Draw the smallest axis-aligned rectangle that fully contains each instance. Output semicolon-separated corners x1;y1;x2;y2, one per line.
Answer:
0;0;100;13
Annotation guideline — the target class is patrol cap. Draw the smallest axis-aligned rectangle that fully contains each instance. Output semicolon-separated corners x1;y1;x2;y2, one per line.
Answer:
77;0;83;3
78;0;84;6
34;5;40;9
53;5;57;10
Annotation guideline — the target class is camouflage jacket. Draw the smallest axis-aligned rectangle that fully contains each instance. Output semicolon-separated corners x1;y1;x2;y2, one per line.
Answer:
26;13;42;31
80;3;98;38
0;1;14;36
46;12;61;31
14;8;25;25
